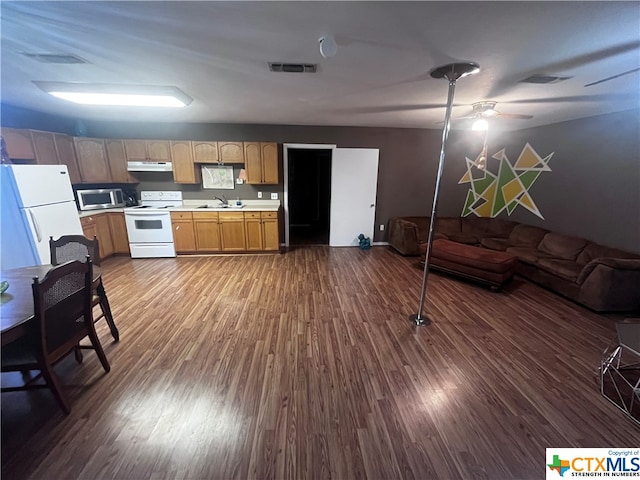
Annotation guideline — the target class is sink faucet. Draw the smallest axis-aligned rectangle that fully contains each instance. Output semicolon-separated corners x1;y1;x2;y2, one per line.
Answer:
213;194;228;206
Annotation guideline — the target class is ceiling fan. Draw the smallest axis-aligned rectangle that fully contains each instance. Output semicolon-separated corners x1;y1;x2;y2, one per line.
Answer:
456;101;534;121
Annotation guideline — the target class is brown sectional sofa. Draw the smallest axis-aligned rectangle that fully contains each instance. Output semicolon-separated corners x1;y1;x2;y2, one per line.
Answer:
388;216;640;312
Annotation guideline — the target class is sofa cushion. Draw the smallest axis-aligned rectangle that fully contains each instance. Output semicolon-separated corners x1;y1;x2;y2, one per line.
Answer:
536;258;583;282
485;218;519;237
460;216;491;236
576;242;640;266
538;232;589;261
508;224;549;247
447;233;481;245
434;217;462;237
480;237;510;251
506;246;554;265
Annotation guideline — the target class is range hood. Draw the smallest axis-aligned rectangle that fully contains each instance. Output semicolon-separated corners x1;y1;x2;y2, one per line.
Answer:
127;161;173;172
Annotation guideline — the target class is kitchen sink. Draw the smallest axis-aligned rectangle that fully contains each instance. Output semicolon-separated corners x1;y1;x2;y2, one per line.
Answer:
197;204;244;209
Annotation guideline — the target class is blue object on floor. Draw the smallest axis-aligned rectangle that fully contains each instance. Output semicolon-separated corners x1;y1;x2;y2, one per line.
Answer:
358;234;371;250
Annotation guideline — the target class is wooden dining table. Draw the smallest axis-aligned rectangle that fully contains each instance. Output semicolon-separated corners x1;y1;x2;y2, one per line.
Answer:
0;264;102;346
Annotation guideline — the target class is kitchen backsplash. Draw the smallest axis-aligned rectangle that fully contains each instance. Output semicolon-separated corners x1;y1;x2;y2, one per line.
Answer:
133;169;282;202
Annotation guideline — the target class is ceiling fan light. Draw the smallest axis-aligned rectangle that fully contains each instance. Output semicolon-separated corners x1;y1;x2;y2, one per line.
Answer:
472;118;488;131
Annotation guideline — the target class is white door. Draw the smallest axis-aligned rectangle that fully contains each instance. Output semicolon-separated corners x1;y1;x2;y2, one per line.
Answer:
329;148;379;246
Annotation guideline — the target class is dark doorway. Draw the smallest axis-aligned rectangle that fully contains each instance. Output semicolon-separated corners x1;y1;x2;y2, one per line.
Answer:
288;149;332;245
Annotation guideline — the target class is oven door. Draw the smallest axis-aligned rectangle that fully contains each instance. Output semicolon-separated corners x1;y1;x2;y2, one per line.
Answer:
124;211;174;244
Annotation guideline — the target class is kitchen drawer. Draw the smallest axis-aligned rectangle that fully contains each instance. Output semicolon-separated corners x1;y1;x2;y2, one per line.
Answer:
171;211;193;220
80;215;96;226
261;211;278;219
192;211;219;220
244;212;261;219
218;212;244;222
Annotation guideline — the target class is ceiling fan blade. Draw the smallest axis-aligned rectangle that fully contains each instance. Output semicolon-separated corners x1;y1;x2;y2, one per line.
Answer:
495;112;534;120
332;103;450;114
584;67;640;87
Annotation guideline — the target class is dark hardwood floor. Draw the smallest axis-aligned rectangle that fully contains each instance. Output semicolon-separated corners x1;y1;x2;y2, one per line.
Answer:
2;246;638;479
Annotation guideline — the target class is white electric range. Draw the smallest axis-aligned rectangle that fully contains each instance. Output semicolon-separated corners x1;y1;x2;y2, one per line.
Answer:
124;191;183;258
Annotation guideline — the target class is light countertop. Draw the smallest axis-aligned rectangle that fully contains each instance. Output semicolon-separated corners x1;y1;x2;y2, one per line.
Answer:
171;200;281;212
78;200;281;217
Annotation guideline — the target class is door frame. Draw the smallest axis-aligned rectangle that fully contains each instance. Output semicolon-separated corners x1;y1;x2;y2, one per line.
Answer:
283;143;336;247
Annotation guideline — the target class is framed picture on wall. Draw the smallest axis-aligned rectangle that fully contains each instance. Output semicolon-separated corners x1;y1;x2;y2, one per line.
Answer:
202;165;235;189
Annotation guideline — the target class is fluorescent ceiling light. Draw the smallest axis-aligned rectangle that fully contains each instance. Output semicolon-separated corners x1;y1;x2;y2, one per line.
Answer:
33;82;193;107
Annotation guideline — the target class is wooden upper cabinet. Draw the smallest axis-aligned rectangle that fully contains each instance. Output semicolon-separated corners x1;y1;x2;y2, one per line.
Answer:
261;143;279;184
218;141;244;164
30;130;59;165
147;140;171;162
124;139;171;162
123;139;147;161
171;140;201;184
244;142;262;184
1;128;35;160
74;137;112;183
105;139;136;183
53;134;82;184
244;142;279;184
192;141;219;164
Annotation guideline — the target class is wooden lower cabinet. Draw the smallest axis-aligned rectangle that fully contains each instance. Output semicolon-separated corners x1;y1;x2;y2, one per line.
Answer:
245;211;279;251
244;212;263;251
94;214;114;259
81;212;129;259
193;212;220;251
80;214;113;260
109;212;130;254
171;211;197;252
80;215;97;242
171;209;279;254
219;212;246;251
262;212;280;251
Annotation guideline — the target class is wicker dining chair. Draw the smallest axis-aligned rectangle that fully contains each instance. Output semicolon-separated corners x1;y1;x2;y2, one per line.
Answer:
1;259;111;414
49;235;120;342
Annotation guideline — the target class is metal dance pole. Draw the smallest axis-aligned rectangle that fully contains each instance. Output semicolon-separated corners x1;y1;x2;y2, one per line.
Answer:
409;62;480;327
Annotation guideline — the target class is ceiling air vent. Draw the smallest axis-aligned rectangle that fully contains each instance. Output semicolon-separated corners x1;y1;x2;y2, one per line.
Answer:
268;63;317;73
22;53;88;64
520;74;572;84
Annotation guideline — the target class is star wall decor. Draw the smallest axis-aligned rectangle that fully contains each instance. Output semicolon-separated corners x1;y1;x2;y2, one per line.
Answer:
459;142;553;219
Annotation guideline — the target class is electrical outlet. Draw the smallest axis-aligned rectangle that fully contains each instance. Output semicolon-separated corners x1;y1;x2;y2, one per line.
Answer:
236;178;243;184
380;224;385;231
271;193;278;200
257;192;262;199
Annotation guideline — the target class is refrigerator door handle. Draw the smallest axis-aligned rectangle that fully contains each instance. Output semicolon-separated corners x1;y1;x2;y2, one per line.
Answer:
27;208;42;243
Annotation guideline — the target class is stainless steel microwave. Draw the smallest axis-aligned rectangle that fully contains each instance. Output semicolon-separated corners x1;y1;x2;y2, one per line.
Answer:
76;188;126;211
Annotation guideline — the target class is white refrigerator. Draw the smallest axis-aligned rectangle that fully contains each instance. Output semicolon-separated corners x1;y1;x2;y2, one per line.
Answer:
1;164;83;269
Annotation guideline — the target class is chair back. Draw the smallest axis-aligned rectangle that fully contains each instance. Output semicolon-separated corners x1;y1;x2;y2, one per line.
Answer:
32;258;93;362
50;235;101;267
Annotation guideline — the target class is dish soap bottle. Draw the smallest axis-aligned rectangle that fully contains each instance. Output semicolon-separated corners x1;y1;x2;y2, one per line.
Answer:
236;197;242;206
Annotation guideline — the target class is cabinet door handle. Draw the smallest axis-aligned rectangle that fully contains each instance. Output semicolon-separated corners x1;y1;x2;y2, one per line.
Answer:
176;225;180;230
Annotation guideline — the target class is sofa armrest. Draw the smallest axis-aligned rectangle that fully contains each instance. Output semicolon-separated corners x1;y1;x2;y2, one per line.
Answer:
388;217;421;256
577;258;640;284
577;258;640;312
